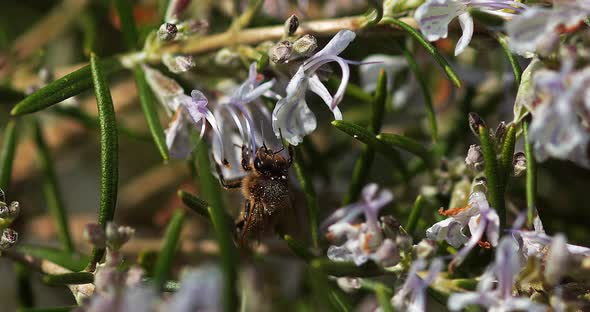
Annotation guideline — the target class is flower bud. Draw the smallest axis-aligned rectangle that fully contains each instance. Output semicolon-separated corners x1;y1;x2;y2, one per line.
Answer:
0;228;18;249
0;201;19;220
284;15;299;36
465;144;484;172
163;54;194;73
158;22;178;41
84;223;106;248
106;222;135;250
494;121;507;145
268;40;293;64
291;35;318;59
468;112;486;136
512;152;526;177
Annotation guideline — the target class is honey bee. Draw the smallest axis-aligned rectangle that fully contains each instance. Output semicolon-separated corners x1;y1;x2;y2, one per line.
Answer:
216;144;293;246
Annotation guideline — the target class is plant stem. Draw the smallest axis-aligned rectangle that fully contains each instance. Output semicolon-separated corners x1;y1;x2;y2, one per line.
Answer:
32;119;74;253
523;120;537;228
344;69;388;205
293;147;320;249
195;144;238;312
153;16;416;60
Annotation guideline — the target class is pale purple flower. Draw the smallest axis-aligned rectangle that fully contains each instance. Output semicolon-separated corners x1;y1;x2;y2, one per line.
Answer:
506;1;590;57
415;0;527;56
272;30;356;145
166;265;222;312
143;66;226;159
527;61;590;168
448;237;548;312
450;191;500;267
426;191;486;248
211;63;277;175
323;184;396;266
512;216;590;261
391;258;443;312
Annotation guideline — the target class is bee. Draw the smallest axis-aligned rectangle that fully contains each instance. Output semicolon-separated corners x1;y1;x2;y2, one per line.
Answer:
216;144;293;246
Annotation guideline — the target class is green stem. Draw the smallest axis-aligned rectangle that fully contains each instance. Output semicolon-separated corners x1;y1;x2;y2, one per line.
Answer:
0;120;18;190
43;272;94;286
133;66;170;161
400;45;438;142
478;126;505;229
379;17;462;88
496;34;522;87
523;120;537;228
344;69;388;204
15;263;34;308
32;119;74;253
293;147;319;249
195;144;238;312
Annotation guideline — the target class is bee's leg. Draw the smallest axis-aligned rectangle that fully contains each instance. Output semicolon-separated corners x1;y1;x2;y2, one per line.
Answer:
239;201;253;247
287;145;294;167
241;145;252;171
215;163;242;189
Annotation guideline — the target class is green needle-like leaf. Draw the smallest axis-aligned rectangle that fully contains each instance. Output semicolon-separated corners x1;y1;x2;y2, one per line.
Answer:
377;133;432;167
293;147;320;248
43;272;94;286
375;285;394;312
0;120;19;189
133;66;170;161
344;69;387;205
478;125;505;229
380;17;462;88
499;124;516;185
283;234;314;262
16;245;89;272
332;120;409;180
401;45;438;141
523;120;537;228
406;195;424;236
114;0;140;50
311;258;385;277
32;119;74;253
153;209;185;290
88;53;119;268
11;59;122;116
496;34;522;87
177;190;209;218
195;144;238;312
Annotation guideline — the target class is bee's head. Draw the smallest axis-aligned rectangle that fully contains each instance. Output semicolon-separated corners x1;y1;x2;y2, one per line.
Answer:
253;145;289;179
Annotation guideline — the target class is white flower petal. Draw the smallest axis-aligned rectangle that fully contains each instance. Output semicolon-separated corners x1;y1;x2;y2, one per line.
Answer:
312;30;356;59
272;90;317;146
454;13;473;56
415;0;466;42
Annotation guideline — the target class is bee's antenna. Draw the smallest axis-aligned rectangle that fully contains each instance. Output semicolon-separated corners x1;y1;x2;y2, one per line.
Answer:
259;119;268;152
